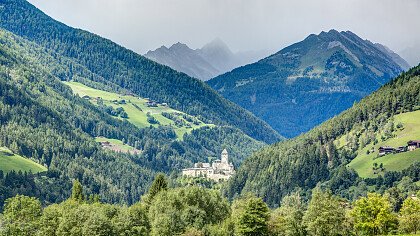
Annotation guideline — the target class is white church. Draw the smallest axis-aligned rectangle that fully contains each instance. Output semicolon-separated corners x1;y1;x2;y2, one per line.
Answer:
182;149;235;182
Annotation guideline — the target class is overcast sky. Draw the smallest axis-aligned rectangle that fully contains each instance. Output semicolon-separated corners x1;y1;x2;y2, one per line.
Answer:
28;0;420;64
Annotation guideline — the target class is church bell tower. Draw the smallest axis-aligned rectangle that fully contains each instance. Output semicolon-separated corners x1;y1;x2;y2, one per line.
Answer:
221;149;228;164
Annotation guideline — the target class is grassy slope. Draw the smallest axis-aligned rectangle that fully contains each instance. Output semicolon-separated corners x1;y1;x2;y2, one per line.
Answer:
65;81;213;139
348;110;420;178
0;147;47;174
95;137;137;152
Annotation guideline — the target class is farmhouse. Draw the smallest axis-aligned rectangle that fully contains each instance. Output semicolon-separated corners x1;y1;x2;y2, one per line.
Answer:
182;149;235;182
146;101;158;107
408;140;420;151
377;140;420;157
378;146;395;156
99;141;111;147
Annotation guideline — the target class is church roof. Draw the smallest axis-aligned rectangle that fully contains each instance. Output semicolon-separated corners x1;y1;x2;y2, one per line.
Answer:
222;149;228;154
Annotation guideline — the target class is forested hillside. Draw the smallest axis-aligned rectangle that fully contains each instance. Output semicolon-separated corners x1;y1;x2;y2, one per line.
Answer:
0;28;264;208
226;65;420;206
0;0;281;144
2;174;420;236
208;30;407;138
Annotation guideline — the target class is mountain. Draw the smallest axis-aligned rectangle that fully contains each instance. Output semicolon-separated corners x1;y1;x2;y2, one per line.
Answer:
399;43;420;67
374;43;410;70
208;30;408;138
145;38;268;80
144;43;220;81
226;65;420;206
0;0;281;144
0;0;280;207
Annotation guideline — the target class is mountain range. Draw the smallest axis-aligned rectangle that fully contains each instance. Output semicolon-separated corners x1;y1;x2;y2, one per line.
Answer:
226;65;420;206
208;30;409;138
144;39;269;80
0;0;282;205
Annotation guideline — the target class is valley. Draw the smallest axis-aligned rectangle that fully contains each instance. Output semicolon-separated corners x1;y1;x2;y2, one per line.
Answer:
0;0;419;235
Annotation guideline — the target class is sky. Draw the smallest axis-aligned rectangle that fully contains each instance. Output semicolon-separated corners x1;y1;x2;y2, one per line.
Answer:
28;0;420;65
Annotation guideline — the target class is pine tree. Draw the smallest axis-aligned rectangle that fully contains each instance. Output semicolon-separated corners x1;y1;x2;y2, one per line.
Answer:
71;179;84;203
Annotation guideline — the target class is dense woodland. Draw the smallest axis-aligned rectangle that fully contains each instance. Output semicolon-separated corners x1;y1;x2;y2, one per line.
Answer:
227;65;420;206
1;174;420;236
0;0;282;144
0;28;265;208
0;1;420;235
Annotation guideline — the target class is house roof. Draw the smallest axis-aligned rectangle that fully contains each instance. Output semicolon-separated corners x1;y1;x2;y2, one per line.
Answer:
222;149;228;154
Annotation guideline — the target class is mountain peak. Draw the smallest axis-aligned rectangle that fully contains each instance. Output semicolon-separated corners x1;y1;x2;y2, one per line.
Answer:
202;38;233;54
169;42;191;51
209;30;406;138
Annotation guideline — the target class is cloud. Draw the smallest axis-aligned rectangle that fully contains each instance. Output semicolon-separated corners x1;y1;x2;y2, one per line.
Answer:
28;0;420;63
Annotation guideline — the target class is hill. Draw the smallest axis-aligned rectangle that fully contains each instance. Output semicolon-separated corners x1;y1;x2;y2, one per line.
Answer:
226;65;420;206
345;110;420;178
145;39;268;81
208;30;408;138
0;0;281;144
0;147;47;174
0;23;264;205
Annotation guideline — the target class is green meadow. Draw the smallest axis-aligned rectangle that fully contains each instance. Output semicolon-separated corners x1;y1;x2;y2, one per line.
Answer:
65;81;212;139
0;147;47;174
347;110;420;178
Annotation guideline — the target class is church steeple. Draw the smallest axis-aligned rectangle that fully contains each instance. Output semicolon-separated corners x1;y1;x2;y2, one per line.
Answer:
221;149;228;163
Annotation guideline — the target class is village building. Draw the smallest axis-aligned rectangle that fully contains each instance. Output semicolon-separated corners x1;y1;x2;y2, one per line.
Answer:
378;140;420;157
182;149;235;182
378;146;395;156
408;140;420;151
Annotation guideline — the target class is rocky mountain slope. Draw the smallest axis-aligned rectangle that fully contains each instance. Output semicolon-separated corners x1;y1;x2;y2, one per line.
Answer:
145;38;268;80
208;30;409;138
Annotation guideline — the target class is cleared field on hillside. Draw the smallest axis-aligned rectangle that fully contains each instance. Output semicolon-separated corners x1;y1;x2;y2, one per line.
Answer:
0;147;47;174
65;81;212;139
348;110;420;178
95;137;141;154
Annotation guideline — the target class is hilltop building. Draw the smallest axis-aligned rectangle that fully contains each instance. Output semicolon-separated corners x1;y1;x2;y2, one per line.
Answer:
182;149;235;182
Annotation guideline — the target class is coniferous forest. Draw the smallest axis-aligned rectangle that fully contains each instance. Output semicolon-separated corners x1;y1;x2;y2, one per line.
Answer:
1;0;420;235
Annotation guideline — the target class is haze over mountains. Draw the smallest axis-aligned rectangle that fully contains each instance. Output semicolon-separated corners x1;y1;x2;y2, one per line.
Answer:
208;30;409;138
145;38;269;81
0;0;281;206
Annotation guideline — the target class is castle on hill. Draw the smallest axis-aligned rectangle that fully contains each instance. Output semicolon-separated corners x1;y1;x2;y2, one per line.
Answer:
182;149;235;182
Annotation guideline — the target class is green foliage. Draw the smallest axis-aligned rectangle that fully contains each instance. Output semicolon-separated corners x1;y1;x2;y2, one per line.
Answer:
0;0;282;144
0;27;265;207
143;173;168;206
351;193;397;235
236;197;270;236
148;187;230;236
302;187;347;236
112;203;150;236
0;147;46;174
1;195;42;236
269;192;306;236
1;180;420;236
71;180;84;203
227;65;420;206
398;197;420;234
